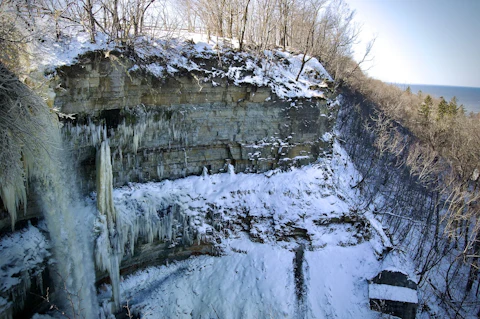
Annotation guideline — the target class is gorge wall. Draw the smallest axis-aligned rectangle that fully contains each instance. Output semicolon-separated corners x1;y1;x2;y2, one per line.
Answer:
0;50;339;317
1;51;337;231
54;51;337;193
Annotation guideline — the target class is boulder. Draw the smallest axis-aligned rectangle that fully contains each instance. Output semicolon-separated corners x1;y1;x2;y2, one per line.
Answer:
368;269;418;319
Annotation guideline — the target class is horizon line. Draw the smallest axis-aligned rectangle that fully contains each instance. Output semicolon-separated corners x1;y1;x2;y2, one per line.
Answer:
388;82;480;89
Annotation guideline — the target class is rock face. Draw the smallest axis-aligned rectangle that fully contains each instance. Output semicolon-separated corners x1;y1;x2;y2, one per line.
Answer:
369;270;418;319
53;50;337;281
0;51;337;230
53;51;337;192
51;51;337;300
0;50;338;317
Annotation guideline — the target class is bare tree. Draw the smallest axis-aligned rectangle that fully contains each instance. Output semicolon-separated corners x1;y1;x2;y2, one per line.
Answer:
278;0;294;50
292;0;327;81
238;0;251;51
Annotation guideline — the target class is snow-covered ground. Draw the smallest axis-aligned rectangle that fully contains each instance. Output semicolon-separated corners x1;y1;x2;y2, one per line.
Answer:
113;240;384;319
91;142;412;318
118;237;297;319
0;223;50;315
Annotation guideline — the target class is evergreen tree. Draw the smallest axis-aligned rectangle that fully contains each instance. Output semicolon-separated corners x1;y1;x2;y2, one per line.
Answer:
419;94;433;121
447;96;458;116
405;85;412;95
437;96;448;119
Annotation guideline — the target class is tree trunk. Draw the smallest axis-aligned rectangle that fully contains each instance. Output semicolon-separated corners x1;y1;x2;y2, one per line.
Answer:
112;0;120;42
239;0;251;51
85;0;96;43
296;54;312;81
228;4;233;38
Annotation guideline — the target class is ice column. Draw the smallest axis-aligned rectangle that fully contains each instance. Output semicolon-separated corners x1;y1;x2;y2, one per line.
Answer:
96;138;121;312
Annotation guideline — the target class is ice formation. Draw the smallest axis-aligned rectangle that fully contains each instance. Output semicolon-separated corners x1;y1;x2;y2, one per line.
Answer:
0;68;98;317
97;138;117;230
95;141;402;318
62;112;198;313
38;128;99;318
0;224;49;314
92;130;196;313
95;137;121;312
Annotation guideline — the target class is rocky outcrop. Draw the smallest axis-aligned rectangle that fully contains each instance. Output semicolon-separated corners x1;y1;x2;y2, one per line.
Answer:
54;51;337;192
369;270;418;319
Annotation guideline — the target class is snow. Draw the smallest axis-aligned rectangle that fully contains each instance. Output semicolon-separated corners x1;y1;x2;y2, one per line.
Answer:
131;38;333;100
321;132;334;143
29;23;112;73
114;238;389;319
369;284;418;304
305;244;382;318
27;24;332;102
92;141;402;318
112;149;359;248
118;236;296;319
0;223;50;293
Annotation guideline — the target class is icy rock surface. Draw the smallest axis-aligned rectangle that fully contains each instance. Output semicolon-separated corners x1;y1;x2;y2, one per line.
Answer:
0;224;49;312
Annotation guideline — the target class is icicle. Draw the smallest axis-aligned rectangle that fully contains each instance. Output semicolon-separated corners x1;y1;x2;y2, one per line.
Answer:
202;166;209;178
36;271;44;296
184;149;188;177
0;181;26;231
97;139;117;227
0;297;13;319
96;138;121;312
133;134;140;154
228;164;235;175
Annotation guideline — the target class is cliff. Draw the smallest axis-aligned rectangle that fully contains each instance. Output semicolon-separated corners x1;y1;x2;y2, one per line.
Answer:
54;50;338;192
0;46;340;317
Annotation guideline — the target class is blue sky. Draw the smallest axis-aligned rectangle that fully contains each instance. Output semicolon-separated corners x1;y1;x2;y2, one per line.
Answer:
345;0;480;87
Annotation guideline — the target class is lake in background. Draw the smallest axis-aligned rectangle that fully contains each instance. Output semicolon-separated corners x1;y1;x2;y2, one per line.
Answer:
394;84;480;114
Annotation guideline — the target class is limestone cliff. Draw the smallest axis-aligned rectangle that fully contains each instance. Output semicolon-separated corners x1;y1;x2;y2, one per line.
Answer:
53;50;338;192
0;48;339;317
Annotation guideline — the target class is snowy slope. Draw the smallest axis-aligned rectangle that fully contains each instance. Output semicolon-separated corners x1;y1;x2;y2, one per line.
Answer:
119;237;296;319
92;142;403;318
113;241;386;319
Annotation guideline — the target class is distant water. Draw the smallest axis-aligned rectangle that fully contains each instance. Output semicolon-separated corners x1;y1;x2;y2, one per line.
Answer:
395;84;480;114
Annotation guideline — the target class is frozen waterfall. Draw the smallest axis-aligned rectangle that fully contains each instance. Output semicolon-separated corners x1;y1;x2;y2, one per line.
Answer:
95;138;121;312
34;120;99;318
0;65;99;317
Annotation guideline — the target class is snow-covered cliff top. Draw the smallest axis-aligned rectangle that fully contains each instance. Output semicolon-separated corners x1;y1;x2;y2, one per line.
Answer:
32;29;332;100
